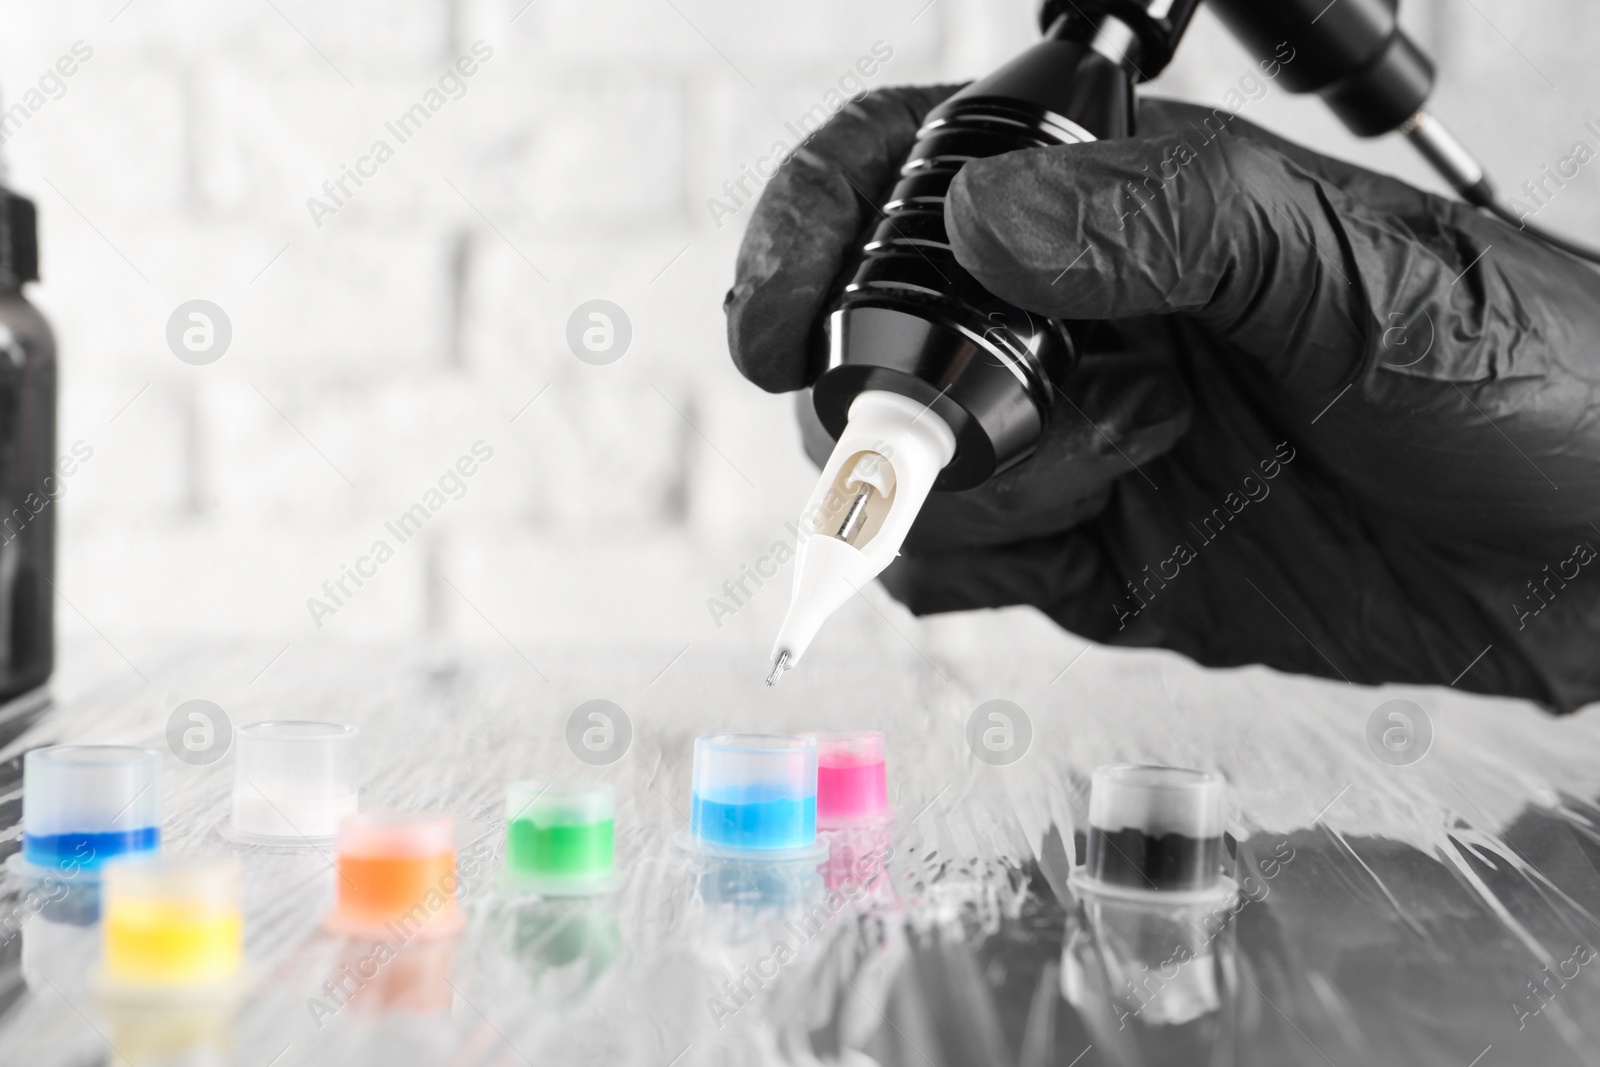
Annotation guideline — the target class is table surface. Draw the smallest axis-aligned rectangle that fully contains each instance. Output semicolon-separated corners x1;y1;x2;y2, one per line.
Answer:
3;627;1600;1067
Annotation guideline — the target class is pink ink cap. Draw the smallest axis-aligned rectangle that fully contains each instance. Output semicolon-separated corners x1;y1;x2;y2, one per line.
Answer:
809;731;888;824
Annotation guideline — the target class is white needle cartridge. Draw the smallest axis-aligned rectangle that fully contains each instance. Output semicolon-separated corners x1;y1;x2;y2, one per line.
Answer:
767;390;957;685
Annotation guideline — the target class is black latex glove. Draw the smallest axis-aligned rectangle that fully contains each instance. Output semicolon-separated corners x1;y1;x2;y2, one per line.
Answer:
725;87;1600;712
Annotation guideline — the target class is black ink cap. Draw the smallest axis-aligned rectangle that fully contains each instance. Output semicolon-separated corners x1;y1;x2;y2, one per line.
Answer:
1084;764;1227;893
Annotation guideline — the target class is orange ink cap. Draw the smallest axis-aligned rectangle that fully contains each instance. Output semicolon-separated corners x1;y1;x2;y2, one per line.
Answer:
326;811;464;940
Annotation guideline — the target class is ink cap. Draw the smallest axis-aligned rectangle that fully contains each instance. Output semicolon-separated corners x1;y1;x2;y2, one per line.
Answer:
20;745;161;881
503;781;616;896
683;733;822;859
1074;763;1231;902
326;811;464;940
228;720;359;843
99;855;242;999
807;730;889;826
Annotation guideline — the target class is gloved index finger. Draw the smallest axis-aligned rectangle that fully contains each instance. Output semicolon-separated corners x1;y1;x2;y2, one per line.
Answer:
942;125;1442;391
948;107;1600;546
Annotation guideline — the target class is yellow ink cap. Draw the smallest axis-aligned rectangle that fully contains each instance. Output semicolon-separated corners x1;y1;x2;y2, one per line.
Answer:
102;856;242;990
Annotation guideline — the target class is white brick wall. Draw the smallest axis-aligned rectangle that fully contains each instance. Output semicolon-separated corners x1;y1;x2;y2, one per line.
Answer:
0;0;1595;663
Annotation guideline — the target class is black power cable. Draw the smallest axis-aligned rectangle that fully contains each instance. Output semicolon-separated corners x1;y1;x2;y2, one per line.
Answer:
1479;195;1600;267
1404;109;1600;267
1195;0;1600;266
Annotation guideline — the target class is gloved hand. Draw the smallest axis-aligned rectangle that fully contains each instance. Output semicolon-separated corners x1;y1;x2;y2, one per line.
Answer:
725;87;1600;712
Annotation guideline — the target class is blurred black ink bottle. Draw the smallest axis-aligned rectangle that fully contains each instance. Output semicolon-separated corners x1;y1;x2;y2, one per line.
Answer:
0;188;56;699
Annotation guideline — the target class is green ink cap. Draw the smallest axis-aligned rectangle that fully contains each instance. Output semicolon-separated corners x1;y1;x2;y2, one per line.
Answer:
505;781;615;894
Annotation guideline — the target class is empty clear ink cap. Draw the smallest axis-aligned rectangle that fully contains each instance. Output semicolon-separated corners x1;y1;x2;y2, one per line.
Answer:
504;782;615;894
1080;764;1229;898
101;855;242;991
230;720;358;841
689;734;819;855
808;730;889;824
22;745;161;877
